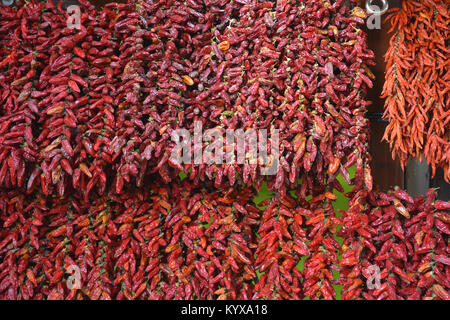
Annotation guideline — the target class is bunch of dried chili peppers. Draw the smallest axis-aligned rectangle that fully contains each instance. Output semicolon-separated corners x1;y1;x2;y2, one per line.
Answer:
339;188;450;300
0;0;375;196
1;179;448;299
0;0;448;300
382;0;450;182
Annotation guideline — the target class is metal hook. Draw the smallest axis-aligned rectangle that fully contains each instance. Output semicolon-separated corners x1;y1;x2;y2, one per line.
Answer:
366;0;389;16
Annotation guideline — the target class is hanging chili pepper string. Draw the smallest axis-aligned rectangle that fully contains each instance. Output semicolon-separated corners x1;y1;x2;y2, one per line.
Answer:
382;0;449;181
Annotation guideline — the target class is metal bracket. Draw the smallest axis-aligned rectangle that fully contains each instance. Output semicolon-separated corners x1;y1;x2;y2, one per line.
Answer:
366;0;389;16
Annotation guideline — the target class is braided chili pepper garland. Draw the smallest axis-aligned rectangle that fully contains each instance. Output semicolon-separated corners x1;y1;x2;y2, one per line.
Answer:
382;0;450;182
340;188;450;300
